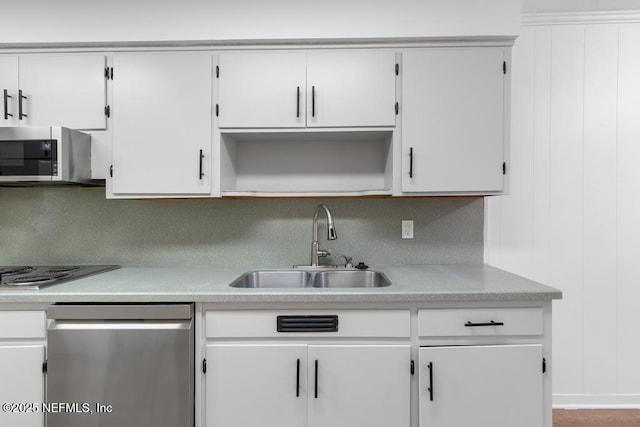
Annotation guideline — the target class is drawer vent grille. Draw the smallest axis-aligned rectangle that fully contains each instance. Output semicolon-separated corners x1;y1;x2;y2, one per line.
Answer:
277;315;339;333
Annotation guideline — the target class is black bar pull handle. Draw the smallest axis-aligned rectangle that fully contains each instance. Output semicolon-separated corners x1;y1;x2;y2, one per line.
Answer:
314;359;319;399
427;362;434;401
464;320;505;327
18;89;27;119
296;358;301;397
198;149;204;179
311;86;316;118
296;86;300;118
3;89;12;120
409;147;414;178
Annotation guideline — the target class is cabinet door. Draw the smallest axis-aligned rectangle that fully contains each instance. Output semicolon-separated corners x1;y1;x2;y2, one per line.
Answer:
402;48;505;192
419;344;543;427
205;344;307;427
218;52;306;128
308;345;410;427
19;55;107;130
0;345;44;427
0;56;19;126
111;53;212;195
306;51;396;127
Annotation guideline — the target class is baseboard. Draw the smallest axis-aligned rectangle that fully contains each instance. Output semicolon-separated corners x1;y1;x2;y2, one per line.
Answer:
554;394;640;409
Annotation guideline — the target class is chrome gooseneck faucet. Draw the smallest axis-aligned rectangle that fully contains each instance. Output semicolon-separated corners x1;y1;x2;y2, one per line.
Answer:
311;204;338;266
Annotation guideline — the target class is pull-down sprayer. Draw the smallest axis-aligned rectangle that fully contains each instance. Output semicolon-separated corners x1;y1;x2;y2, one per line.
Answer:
310;204;337;267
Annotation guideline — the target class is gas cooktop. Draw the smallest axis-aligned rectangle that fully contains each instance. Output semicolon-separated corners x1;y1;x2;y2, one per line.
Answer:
0;265;120;290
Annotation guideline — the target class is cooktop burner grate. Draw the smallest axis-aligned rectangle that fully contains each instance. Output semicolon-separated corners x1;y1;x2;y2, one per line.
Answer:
0;266;35;275
0;265;120;290
46;266;81;273
4;273;71;286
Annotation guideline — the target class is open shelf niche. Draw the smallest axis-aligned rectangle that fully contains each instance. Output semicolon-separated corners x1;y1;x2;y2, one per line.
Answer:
220;130;393;197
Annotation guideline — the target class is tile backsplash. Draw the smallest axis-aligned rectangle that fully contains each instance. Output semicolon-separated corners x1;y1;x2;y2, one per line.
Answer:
0;188;483;268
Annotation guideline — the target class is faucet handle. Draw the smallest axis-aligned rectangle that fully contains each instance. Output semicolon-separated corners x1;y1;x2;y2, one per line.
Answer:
335;255;353;268
317;249;331;258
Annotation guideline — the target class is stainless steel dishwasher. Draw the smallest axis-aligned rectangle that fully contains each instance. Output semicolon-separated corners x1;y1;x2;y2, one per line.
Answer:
46;304;194;427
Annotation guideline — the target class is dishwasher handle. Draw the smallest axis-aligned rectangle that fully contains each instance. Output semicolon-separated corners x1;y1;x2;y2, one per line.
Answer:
48;319;193;331
47;304;193;321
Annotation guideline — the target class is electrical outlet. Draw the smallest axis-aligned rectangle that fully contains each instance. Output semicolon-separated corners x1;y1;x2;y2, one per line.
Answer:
402;220;414;239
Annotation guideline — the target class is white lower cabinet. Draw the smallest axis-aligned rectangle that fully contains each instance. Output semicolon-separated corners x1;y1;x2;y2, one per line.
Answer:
307;344;410;427
204;309;411;427
419;344;543;427
0;310;46;427
202;305;550;427
206;344;307;427
206;343;410;427
0;345;45;427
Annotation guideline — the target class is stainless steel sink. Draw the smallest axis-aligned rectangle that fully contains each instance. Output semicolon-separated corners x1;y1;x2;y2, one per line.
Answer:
311;270;391;288
229;271;312;288
229;270;391;288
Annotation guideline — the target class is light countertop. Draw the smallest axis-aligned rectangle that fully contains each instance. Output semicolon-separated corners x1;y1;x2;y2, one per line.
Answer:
0;264;562;303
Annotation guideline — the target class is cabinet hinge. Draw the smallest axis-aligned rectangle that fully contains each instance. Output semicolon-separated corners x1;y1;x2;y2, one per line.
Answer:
215;104;219;117
395;63;399;76
109;165;113;177
105;105;111;118
202;358;207;374
216;65;219;78
542;358;547;374
503;61;507;75
410;360;415;376
104;67;113;80
395;102;399;115
42;361;48;374
502;162;506;175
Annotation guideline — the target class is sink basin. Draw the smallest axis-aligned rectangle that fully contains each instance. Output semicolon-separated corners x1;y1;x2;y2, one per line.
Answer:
229;271;312;288
311;270;392;288
229;270;391;288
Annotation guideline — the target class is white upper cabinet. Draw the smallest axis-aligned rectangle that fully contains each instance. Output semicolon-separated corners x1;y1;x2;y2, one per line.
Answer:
402;48;506;193
18;55;107;130
217;50;396;129
0;56;19;127
306;51;396;128
110;52;213;197
218;52;306;128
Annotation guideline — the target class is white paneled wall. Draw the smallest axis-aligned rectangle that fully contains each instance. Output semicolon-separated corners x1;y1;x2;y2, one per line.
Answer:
486;20;640;407
617;24;640;396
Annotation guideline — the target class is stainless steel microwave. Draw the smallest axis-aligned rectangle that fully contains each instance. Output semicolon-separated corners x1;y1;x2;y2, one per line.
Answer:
0;126;91;185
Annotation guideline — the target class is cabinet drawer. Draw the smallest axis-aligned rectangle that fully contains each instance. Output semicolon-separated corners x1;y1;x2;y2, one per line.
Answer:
418;307;543;337
206;310;410;338
0;311;46;339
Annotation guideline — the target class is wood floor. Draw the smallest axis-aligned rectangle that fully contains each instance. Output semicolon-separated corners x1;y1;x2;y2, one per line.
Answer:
554;409;640;426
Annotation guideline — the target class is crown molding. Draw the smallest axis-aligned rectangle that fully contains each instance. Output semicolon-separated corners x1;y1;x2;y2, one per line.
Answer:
0;36;517;52
522;10;640;25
